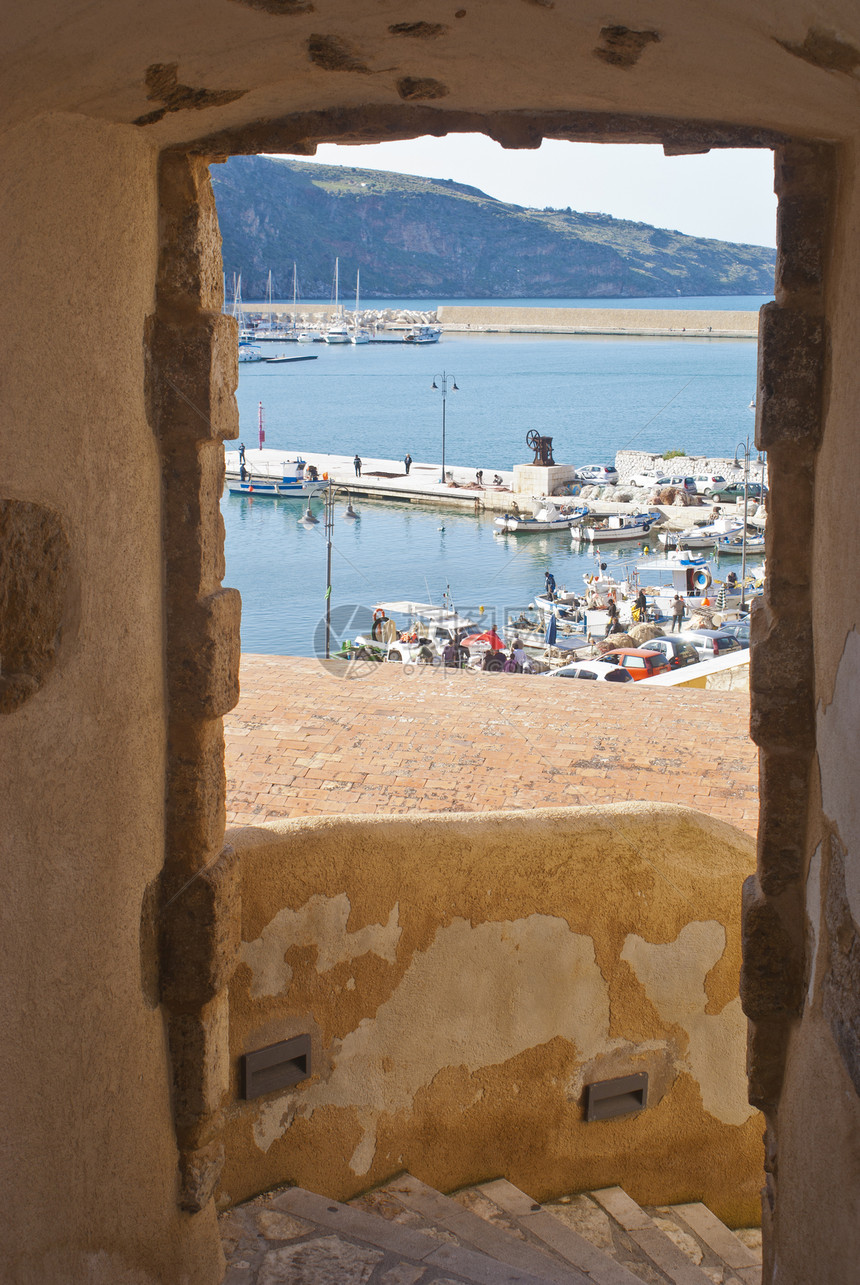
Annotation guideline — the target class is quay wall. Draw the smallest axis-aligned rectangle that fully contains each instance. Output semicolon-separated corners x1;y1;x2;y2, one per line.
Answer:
436;305;760;337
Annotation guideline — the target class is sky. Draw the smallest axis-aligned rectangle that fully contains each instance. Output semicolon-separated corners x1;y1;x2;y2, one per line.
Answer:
280;135;777;249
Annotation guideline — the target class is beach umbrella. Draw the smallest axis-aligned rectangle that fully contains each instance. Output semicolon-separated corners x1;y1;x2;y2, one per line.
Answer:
545;614;557;646
460;629;505;650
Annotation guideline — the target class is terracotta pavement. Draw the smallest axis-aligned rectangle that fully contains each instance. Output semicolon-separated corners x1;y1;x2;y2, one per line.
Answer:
225;655;758;835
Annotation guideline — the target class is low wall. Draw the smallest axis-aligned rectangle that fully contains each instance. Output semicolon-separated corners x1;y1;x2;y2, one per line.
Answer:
220;803;761;1225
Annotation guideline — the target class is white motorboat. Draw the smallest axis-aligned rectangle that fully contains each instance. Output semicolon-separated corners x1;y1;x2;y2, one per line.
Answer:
404;325;441;344
636;549;754;616
578;512;659;544
354;598;476;664
715;531;767;554
659;517;744;549
238;342;263;363
494;499;587;534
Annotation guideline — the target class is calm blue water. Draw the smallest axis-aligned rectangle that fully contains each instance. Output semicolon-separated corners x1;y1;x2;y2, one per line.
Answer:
225;306;764;656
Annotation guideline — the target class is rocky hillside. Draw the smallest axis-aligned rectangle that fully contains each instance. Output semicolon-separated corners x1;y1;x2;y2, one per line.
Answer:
210;155;775;300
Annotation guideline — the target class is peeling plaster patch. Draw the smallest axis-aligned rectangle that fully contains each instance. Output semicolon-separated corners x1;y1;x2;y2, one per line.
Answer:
241;894;401;998
133;63;247;126
777;28;860;76
388;22;448;39
594;26;660;69
807;843;823;1007
397;77;450;101
307;34;371;73
254;1095;298;1152
818;628;860;926
255;915;609;1168
622;922;755;1126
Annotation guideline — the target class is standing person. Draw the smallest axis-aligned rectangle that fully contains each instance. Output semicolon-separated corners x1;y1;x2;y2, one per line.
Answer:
475;469;484;486
404;452;412;475
635;588;648;621
604;599;620;638
354;454;362;477
238;442;246;467
544;570;556;601
671;594;685;632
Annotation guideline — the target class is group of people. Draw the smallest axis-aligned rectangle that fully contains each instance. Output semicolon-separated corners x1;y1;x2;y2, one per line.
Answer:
441;635;536;674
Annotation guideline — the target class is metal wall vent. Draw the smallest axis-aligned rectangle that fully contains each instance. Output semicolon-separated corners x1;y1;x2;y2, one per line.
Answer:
585;1072;649;1122
241;1034;312;1100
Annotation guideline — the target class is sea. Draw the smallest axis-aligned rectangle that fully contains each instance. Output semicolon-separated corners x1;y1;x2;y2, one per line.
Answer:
224;295;769;657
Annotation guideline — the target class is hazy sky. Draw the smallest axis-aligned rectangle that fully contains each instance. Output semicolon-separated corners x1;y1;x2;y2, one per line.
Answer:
282;135;776;248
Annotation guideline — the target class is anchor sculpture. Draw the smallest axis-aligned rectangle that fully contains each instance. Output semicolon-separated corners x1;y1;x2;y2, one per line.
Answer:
526;429;555;466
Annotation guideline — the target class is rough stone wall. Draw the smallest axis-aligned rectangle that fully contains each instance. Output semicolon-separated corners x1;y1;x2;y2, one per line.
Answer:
755;139;860;1283
0;116;224;1284
222;805;762;1226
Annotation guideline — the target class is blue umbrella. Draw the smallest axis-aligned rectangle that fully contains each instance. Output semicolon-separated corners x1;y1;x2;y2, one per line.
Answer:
545;613;557;646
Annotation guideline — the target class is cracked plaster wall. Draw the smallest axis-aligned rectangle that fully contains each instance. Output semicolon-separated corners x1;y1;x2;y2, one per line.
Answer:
223;804;760;1226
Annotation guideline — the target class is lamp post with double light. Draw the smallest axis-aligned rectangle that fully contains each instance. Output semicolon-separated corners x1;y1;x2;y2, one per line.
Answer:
431;372;458;485
732;435;756;609
300;486;359;659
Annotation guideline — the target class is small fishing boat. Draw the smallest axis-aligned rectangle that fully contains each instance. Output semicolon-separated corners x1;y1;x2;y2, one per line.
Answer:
494;500;588;534
714;531;767;554
238;343;263;363
227;474;329;498
659;517;744;549
578;512;659;544
404;325;441;344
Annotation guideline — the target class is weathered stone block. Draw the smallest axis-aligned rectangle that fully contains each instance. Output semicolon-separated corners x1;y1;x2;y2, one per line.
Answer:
166;718;228;872
756;746;814;896
160;844;241;1008
168;991;230;1131
168;586;241;720
0;499;72;714
747;1016;791;1112
740;875;804;1021
163;440;229;600
750;688;815;752
178;1136;225;1214
774;143;835;301
152;311;239;444
750;614;813;698
756;305;826;450
158;153;225;314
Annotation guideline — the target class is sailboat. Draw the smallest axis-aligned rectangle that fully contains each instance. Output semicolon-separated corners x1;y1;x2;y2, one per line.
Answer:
351;269;371;345
323;258;351;344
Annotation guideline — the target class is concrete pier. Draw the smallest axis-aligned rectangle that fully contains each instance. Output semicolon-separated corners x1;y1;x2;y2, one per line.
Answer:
436;305;760;338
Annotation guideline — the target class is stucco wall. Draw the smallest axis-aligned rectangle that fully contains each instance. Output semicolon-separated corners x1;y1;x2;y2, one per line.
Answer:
223;804;761;1225
0;115;222;1284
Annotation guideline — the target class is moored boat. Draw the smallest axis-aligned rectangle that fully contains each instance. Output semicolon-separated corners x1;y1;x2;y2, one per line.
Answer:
494;499;587;534
578;511;659;544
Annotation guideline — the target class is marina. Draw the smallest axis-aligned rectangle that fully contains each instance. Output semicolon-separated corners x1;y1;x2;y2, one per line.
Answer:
223;298;767;658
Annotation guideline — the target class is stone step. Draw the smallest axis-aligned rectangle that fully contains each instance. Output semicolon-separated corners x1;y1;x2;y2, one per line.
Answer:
352;1172;592;1284
647;1203;761;1285
452;1180;646;1285
589;1188;754;1285
221;1182;567;1284
220;1178;762;1285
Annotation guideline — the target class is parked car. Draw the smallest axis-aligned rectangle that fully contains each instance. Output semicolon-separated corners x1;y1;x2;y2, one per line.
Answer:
718;618;751;647
600;648;671;679
576;464;619;485
630;471;671;489
666;475;697;493
692;474;727;493
705;480;769;500
641;637;702;669
546;659;634;682
673;630;744;662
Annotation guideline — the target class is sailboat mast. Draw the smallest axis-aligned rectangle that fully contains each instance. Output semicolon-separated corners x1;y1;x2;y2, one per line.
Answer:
258;400;266;452
291;262;297;329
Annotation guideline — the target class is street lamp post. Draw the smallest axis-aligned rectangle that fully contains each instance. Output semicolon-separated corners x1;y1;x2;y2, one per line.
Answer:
431;372;458;484
301;485;358;659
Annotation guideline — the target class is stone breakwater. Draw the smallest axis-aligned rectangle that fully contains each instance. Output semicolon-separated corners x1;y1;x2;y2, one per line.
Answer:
614;450;766;485
436;305;759;338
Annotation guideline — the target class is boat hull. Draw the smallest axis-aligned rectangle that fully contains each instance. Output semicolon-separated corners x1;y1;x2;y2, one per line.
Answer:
227;479;330;498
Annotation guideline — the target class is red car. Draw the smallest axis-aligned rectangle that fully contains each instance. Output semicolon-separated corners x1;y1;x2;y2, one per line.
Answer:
601;648;671;680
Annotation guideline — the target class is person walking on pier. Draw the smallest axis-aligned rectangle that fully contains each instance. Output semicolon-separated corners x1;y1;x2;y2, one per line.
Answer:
354;454;362;477
671;594;685;632
404;453;412;475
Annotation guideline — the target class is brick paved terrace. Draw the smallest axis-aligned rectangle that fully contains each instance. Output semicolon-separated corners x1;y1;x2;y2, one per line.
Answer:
226;656;758;834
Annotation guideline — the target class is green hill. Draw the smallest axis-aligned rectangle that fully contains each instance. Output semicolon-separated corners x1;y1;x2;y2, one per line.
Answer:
210;155;775;301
